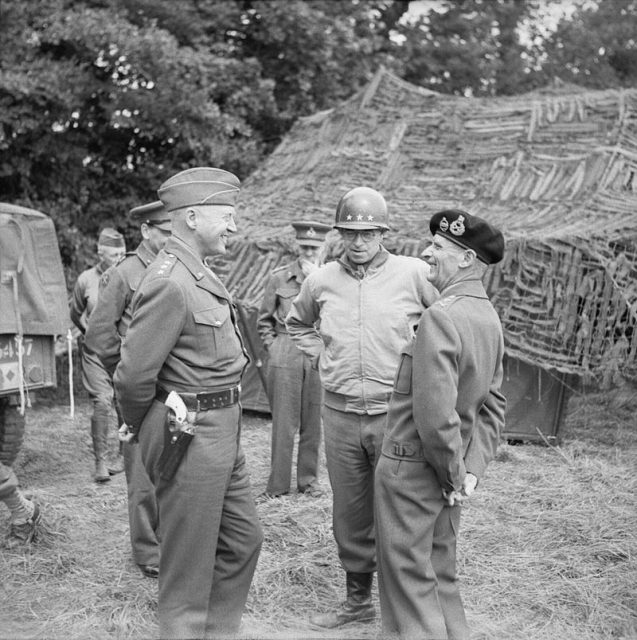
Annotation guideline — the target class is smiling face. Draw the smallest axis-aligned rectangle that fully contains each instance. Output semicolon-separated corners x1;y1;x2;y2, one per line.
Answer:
420;234;469;292
191;205;237;256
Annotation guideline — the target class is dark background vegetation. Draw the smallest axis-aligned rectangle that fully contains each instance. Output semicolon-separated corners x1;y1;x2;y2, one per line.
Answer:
1;0;637;281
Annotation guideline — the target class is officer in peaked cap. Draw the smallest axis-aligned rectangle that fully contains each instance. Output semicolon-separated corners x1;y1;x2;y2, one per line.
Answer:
84;200;172;579
375;209;506;640
285;187;438;629
257;220;331;501
70;227;126;484
114;167;262;639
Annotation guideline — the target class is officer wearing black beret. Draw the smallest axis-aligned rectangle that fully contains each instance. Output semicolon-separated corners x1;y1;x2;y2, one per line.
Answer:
375;209;507;640
257;220;331;500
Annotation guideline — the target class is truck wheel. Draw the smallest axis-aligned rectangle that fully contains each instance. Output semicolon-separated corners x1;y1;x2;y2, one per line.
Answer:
0;398;26;466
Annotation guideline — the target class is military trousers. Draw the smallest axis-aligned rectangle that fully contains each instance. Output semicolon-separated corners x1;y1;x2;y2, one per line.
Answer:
375;454;469;640
123;441;159;566
139;400;263;639
266;334;322;495
81;346;114;412
322;405;385;573
0;462;18;501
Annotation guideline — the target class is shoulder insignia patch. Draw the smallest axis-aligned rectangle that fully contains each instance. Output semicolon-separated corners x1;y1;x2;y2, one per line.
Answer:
155;255;176;278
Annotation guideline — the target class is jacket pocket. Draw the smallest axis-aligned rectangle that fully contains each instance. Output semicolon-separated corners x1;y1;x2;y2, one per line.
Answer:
192;302;236;360
193;303;230;330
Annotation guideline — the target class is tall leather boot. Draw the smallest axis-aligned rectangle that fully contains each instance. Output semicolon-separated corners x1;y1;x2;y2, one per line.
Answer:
310;572;375;628
91;411;111;483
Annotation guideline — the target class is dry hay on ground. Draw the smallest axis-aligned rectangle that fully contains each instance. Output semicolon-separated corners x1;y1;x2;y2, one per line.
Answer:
0;390;636;639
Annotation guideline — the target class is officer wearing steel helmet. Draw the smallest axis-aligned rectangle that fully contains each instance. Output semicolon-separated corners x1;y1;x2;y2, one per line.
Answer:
286;186;438;628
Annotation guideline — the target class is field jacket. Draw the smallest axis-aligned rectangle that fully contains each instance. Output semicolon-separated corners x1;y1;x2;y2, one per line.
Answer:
286;247;437;414
384;278;506;492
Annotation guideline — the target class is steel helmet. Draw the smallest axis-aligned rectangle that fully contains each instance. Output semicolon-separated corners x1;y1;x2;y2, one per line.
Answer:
334;187;390;231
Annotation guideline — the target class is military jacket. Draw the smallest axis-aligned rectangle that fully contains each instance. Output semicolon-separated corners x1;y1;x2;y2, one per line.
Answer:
114;236;249;429
84;240;157;375
385;278;506;493
256;259;305;349
286;247;438;414
69;264;105;333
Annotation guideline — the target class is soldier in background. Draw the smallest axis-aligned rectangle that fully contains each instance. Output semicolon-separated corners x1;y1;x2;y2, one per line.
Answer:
84;202;171;578
257;221;331;500
70;228;125;483
114;167;262;639
286;187;438;629
375;210;506;640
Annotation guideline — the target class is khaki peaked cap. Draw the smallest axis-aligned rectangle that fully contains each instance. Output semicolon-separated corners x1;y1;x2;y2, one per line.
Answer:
129;201;171;230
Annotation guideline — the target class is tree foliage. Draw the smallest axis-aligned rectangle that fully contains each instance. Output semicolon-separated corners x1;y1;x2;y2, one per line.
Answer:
541;0;637;88
0;0;635;280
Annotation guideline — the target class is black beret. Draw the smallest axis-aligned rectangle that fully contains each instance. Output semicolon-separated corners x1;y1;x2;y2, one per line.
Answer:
429;209;504;265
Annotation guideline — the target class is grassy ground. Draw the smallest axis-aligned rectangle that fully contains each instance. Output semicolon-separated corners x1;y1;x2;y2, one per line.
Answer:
1;387;636;640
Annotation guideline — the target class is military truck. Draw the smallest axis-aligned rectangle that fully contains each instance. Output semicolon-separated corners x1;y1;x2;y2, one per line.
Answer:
0;203;69;465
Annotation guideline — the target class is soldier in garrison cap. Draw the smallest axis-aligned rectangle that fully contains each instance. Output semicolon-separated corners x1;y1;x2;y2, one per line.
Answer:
286;187;439;629
84;201;171;579
375;209;507;640
70;227;126;484
114;167;262;639
256;220;331;501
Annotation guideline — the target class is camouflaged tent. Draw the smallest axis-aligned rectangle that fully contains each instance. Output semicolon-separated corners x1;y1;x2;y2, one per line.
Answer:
217;67;637;438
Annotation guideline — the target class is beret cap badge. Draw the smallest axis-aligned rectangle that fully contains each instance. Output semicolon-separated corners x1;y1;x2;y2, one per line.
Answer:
429;209;504;265
450;215;466;236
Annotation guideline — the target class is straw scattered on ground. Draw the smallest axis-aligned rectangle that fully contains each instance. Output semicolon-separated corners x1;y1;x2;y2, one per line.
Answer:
1;386;636;639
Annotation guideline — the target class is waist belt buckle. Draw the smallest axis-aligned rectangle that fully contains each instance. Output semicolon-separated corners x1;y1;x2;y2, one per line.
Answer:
392;442;415;458
196;386;240;411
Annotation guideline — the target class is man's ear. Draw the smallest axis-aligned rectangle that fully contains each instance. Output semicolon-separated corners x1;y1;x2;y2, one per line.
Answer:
459;249;477;269
185;208;197;230
140;222;150;240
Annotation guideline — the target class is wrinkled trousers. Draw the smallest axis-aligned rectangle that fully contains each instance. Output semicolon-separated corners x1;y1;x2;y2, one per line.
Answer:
266;334;322;494
139;400;263;639
375;455;469;640
123;441;159;566
322;405;385;573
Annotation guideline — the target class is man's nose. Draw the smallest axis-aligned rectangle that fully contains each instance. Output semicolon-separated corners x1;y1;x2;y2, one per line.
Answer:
227;215;237;232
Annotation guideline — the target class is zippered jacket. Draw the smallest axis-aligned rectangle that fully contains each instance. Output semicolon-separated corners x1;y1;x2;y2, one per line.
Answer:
286;247;438;414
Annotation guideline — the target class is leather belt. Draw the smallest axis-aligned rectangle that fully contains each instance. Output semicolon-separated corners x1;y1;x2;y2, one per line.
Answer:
155;385;241;411
381;437;426;461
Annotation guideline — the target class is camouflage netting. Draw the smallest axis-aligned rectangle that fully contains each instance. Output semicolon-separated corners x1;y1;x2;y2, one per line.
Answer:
215;67;637;385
